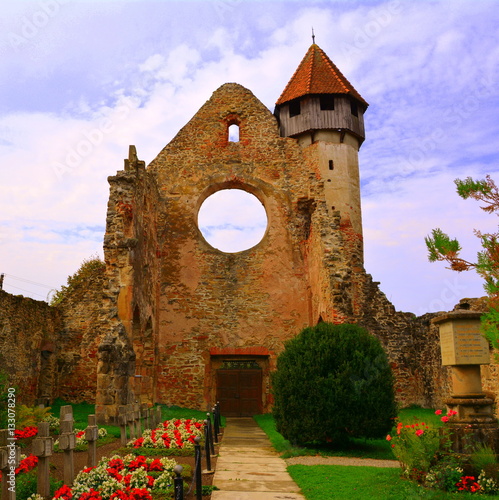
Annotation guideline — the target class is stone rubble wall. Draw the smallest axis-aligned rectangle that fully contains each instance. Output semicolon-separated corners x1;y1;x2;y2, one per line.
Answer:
0;290;61;405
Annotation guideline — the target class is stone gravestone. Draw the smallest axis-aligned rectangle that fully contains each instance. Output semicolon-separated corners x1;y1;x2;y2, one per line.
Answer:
433;310;498;452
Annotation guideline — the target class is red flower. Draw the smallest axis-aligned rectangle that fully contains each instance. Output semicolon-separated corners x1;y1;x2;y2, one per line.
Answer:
110;491;129;500
54;484;73;499
386;435;392;441
108;458;124;471
129;456;147;471
435;409;442;415
82;466;96;474
15;455;38;474
415;429;424;437
441;416;449;423
456;476;480;492
106;468;123;481
448;410;458;417
14;426;38;440
147;458;163;472
79;489;103;500
133;437;144;448
128;488;153;500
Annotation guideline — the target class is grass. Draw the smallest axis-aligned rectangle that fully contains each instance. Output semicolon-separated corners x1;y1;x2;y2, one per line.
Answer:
253;413;394;460
254;406;445;460
256;407;499;499
287;464;480;499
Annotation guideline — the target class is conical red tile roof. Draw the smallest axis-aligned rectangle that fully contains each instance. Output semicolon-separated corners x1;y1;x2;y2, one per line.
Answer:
276;44;368;107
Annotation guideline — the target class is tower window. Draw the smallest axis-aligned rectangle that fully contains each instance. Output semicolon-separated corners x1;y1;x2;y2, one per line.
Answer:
228;123;240;142
328;160;334;170
320;95;335;111
350;100;358;117
289;99;301;117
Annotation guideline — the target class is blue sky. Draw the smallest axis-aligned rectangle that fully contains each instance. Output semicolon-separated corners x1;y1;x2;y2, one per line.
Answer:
1;0;499;314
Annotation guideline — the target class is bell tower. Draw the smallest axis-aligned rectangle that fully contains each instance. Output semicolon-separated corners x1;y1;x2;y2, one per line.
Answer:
274;43;368;260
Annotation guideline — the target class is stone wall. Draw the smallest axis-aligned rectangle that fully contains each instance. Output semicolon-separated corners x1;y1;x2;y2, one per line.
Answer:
0;260;109;407
0;291;61;405
55;261;107;403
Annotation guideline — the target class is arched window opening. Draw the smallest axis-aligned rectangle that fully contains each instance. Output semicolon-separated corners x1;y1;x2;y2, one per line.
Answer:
228;124;240;142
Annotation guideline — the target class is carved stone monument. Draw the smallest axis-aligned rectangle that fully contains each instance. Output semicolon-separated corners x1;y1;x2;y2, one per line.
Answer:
433;309;498;453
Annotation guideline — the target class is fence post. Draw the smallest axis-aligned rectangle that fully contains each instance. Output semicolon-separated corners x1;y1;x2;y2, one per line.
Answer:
206;413;215;456
119;405;128;445
141;404;149;430
32;422;53;498
134;403;141;438
211;407;218;444
173;464;184;500
194;436;202;500
0;429;20;500
127;404;136;440
156;405;162;428
85;414;99;467
203;420;212;473
59;405;76;486
215;401;222;435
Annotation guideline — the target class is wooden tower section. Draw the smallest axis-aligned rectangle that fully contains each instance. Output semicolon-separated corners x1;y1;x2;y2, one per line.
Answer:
274;43;368;260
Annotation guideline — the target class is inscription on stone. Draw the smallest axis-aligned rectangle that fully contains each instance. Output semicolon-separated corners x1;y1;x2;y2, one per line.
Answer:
440;319;489;365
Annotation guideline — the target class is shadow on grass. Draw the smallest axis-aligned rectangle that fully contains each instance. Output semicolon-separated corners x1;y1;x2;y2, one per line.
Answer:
253;413;395;460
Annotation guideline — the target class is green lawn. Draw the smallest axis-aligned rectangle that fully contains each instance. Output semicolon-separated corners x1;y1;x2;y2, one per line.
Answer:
253;413;394;459
287;464;480;499
255;408;499;499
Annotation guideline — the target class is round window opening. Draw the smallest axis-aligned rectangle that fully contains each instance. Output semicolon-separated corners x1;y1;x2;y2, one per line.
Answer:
198;189;268;253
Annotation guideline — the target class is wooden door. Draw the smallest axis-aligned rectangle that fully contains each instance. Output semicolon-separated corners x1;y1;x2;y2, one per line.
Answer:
216;368;262;417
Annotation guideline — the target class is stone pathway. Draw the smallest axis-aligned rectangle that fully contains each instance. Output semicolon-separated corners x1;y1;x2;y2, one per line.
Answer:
211;417;306;500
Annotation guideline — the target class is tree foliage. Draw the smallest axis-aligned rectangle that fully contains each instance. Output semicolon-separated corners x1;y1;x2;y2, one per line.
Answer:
49;255;105;306
425;175;499;348
272;322;397;446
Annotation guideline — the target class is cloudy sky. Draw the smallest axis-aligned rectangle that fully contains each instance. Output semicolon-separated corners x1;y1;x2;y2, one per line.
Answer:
1;0;498;314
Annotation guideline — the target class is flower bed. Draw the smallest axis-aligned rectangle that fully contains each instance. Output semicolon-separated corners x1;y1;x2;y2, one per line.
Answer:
25;454;178;500
388;409;499;495
127;419;203;450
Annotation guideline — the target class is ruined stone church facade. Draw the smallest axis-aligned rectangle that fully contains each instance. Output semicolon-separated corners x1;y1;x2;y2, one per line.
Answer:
94;43;443;421
2;44;496;422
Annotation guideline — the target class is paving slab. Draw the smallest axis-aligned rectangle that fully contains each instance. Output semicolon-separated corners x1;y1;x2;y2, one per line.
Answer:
211;493;305;500
211;417;305;500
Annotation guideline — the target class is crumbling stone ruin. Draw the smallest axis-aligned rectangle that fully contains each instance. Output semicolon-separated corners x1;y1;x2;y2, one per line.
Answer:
1;44;495;422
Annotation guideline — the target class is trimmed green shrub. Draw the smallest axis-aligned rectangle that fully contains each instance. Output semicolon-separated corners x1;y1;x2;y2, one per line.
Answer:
272;322;397;445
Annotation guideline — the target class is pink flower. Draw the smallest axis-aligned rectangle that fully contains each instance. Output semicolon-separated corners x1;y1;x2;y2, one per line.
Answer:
415;429;424;437
435;409;442;415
